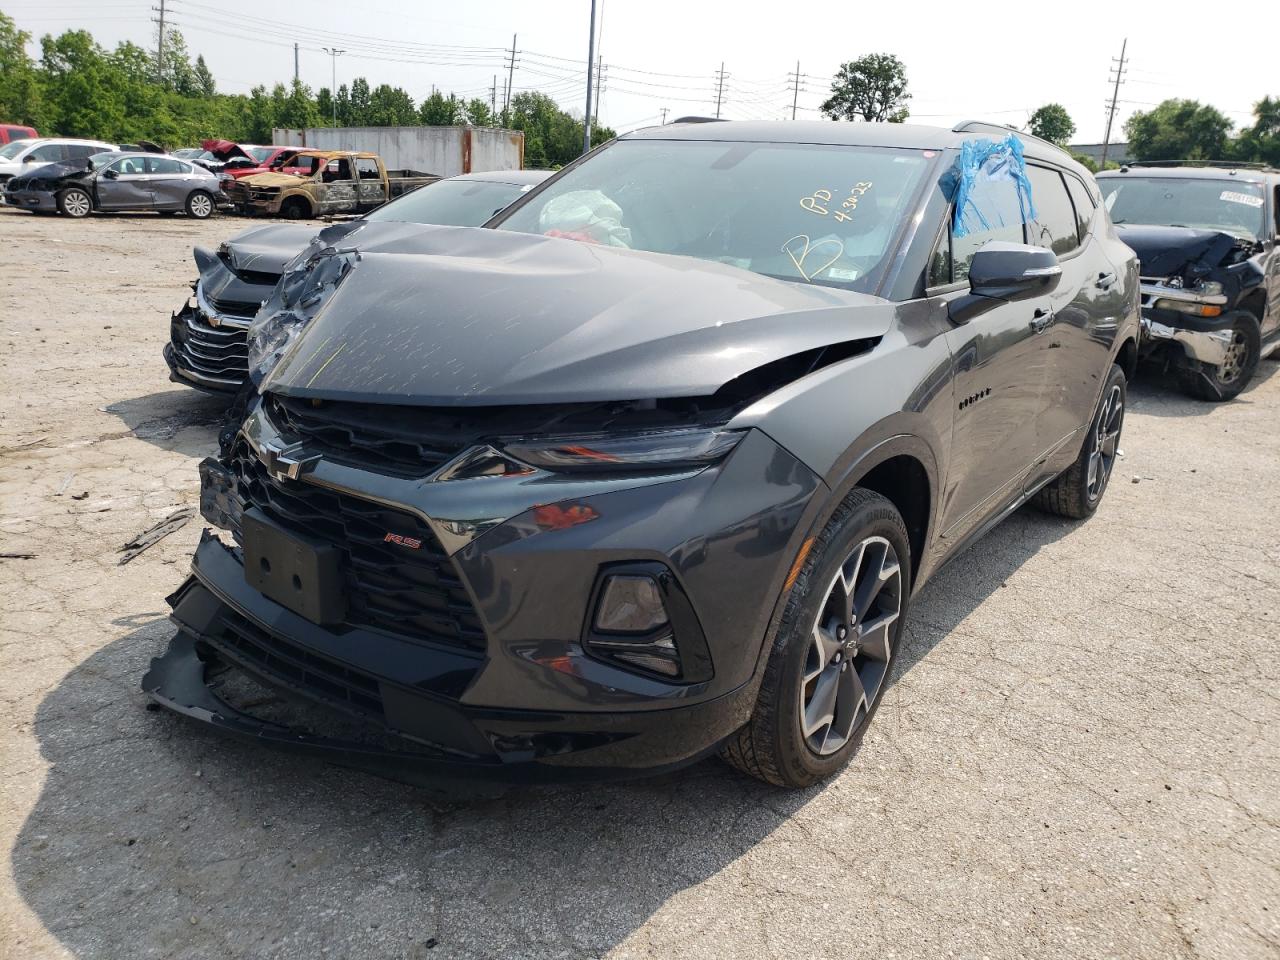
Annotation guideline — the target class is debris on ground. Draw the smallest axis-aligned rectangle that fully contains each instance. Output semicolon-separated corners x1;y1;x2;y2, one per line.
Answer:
117;507;196;565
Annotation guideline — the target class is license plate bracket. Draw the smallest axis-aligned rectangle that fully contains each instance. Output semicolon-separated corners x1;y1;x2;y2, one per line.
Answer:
241;506;347;625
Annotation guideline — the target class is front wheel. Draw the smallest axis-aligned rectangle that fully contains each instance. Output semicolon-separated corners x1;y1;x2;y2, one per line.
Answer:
1180;311;1261;402
185;190;214;219
1034;363;1126;519
58;188;92;218
721;488;910;788
280;197;309;220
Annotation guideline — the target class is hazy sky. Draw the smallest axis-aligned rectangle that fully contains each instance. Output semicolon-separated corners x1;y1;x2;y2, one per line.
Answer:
7;0;1274;143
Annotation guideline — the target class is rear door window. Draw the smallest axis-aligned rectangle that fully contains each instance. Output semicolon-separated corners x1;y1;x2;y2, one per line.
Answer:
147;157;185;174
1064;174;1095;242
66;145;98;160
1027;165;1082;256
29;143;66;162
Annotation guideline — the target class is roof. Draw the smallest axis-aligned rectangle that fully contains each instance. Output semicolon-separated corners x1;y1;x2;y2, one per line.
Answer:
292;149;379;159
12;137;114;147
453;169;552;185
621;118;1093;178
1097;165;1280;185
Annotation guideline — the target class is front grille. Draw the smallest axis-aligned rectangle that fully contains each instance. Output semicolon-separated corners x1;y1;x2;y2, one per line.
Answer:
229;441;486;652
170;308;248;384
267;394;459;478
207;294;261;318
212;604;385;718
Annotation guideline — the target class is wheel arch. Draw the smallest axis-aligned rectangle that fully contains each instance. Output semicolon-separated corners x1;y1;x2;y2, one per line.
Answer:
281;192;314;218
1238;288;1267;325
1115;334;1139;381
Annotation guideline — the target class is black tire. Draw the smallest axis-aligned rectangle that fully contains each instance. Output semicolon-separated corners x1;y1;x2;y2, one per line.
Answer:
1179;311;1261;401
158;210;179;217
57;188;92;219
280;197;309;220
185;190;215;219
721;488;912;788
1034;363;1126;520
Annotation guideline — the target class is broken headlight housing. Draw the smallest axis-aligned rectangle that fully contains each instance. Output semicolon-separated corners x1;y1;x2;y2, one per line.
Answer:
247;249;356;383
500;427;742;474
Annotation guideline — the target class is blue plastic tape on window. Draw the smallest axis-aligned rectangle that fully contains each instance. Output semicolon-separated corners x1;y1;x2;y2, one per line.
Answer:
940;135;1036;239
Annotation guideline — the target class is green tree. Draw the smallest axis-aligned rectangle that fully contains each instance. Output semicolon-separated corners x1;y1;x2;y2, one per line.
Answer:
155;27;196;94
1028;103;1075;145
334;83;351;126
465;97;495;127
40;30;125;138
369;84;417;125
507;92;612;166
245;84;276;142
1125;99;1233;162
278;79;319;130
316;86;333;126
1234;96;1280;166
192;54;215;98
821;53;910;123
0;13;44;128
419;90;463;125
348;77;372;125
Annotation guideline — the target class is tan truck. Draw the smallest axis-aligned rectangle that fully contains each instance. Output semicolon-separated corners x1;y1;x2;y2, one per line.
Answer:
222;150;438;219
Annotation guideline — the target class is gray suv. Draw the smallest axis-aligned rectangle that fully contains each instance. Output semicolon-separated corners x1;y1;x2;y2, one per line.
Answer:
145;120;1140;789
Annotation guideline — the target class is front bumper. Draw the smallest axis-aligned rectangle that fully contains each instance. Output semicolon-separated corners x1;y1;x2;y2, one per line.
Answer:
1140;315;1234;367
2;188;56;211
147;406;823;783
1138;280;1235;367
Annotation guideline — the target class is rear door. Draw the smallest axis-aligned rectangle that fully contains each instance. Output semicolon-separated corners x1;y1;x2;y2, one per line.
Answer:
930;213;1053;546
1022;164;1118;478
146;156;191;209
96;156;153;209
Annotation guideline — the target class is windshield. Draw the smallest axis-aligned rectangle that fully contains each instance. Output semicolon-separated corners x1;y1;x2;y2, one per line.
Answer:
1101;176;1266;239
366;178;530;227
496;139;931;292
0;140;33;160
249;146;277;164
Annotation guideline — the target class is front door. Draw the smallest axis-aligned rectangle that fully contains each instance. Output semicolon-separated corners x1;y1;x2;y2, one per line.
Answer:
97;156;153;210
929;217;1052;547
317;158;359;213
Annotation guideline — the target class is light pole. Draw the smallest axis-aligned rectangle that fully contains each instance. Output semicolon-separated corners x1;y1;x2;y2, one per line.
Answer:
582;0;597;156
322;47;346;127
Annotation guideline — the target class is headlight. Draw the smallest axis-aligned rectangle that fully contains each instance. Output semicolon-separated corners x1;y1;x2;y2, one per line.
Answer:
500;427;743;473
247;248;357;383
1152;298;1222;318
247;309;309;380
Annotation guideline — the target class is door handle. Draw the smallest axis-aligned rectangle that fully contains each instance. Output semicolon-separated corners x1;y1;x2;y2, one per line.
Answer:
1030;307;1055;333
1095;271;1117;290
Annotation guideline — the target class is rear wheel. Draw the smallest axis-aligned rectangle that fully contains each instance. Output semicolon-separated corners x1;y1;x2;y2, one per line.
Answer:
185;190;214;219
721;488;910;788
1180;312;1261;401
280;197;309;220
1034;363;1126;519
58;188;92;218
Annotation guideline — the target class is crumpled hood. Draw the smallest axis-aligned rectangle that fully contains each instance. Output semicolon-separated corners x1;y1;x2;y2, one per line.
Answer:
219;223;319;275
1115;224;1239;280
10;160;85;183
237;171;310;189
202;139;253;163
263;222;895;405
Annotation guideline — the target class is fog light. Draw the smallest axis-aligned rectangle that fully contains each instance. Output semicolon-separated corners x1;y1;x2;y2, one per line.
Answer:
594;575;669;633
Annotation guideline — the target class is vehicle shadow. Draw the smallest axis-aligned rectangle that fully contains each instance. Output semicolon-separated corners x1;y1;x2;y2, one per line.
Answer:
102;388;229;459
10;507;1074;959
1127;355;1280;417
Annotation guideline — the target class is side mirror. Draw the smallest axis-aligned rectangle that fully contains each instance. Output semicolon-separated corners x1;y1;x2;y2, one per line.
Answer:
949;241;1061;325
103;168;119;180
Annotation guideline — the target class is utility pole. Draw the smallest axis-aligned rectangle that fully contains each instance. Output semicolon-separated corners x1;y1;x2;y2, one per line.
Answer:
294;42;299;84
591;57;606;134
1101;38;1128;168
490;75;497;115
714;62;728;120
660;107;668;125
582;0;597;155
503;34;518;127
788;61;803;120
322;47;345;127
154;0;166;85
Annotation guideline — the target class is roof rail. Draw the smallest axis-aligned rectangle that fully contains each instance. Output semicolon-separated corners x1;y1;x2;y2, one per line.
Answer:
1128;159;1280;173
951;120;1071;157
670;116;726;124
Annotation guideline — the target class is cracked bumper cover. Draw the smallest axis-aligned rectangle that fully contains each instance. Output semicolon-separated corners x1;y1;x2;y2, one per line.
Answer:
1140;315;1234;367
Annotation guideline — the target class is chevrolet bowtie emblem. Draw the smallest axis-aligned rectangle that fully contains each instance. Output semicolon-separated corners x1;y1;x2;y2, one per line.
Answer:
258;440;320;482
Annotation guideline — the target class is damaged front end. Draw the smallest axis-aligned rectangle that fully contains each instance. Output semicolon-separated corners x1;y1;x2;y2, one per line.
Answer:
1119;224;1266;369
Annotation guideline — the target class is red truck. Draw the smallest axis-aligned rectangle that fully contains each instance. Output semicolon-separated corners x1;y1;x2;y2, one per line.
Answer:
199;140;312;179
1;124;38;145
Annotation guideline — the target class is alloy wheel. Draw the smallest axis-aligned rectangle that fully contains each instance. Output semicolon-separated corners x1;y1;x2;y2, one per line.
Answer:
1087;384;1123;501
63;191;90;217
189;193;213;218
800;535;902;756
1218;330;1248;384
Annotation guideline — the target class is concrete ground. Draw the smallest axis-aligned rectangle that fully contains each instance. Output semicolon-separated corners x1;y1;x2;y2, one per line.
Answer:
1;206;1277;960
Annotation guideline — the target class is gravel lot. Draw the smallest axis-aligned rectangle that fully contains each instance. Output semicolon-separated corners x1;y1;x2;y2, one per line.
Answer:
1;206;1278;960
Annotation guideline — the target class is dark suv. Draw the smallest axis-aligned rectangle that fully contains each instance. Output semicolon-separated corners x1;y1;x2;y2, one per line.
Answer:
1097;164;1280;400
145;120;1139;789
